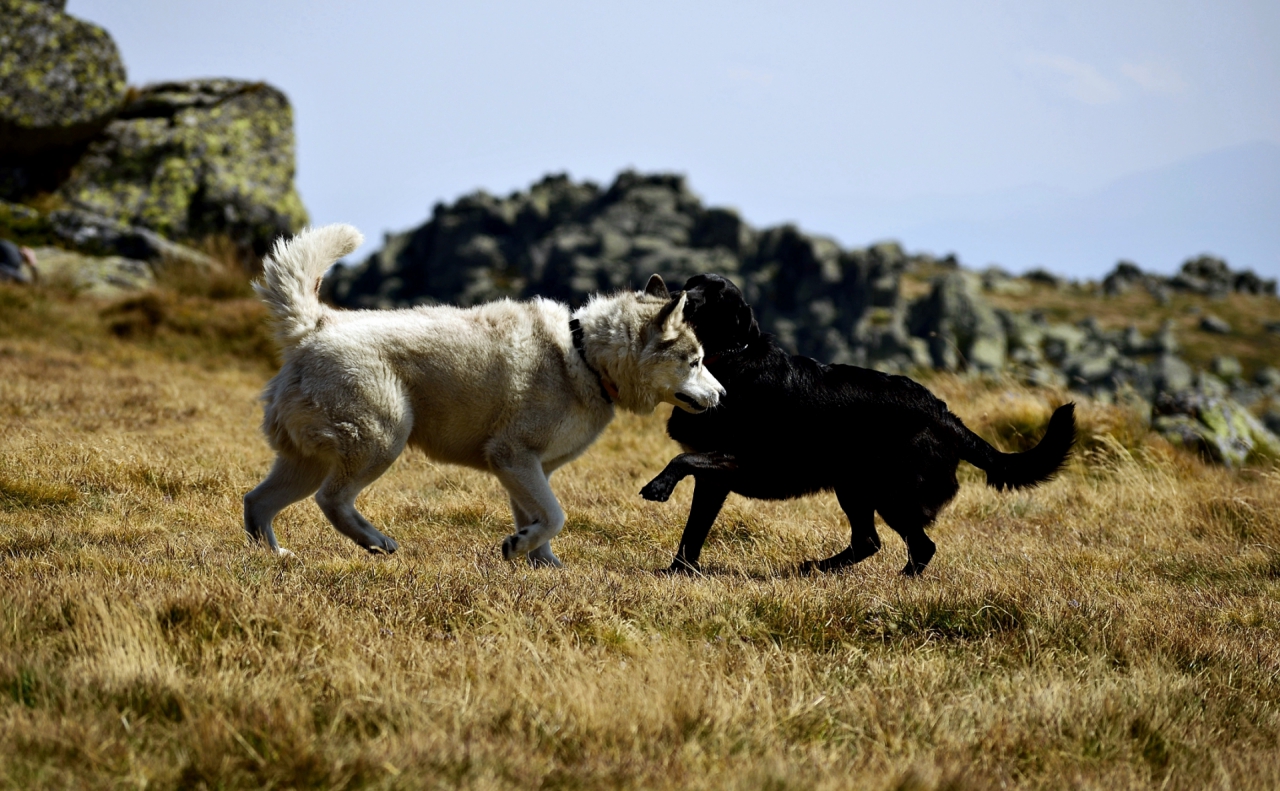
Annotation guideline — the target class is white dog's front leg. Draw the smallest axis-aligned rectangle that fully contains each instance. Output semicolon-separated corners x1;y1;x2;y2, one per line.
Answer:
510;495;563;568
526;542;563;568
493;452;566;565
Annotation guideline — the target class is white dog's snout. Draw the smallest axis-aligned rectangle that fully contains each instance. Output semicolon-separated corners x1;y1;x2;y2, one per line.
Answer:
674;368;725;412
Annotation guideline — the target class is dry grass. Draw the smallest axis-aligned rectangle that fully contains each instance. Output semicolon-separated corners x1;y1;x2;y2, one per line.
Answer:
2;281;1279;790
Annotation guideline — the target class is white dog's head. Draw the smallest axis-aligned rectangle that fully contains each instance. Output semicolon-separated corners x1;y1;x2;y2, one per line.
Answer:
638;277;726;414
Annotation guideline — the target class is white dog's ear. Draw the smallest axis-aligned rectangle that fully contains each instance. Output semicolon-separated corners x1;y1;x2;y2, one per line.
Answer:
648;292;688;342
662;292;688;334
644;274;669;299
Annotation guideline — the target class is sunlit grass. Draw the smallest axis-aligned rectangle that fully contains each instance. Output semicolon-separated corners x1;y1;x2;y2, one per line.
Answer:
1;281;1278;790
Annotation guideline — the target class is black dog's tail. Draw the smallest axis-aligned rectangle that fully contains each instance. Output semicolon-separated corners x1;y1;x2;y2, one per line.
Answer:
955;404;1076;491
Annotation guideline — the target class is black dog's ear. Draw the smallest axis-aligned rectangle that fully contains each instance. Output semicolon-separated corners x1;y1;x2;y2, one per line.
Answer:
644;274;669;299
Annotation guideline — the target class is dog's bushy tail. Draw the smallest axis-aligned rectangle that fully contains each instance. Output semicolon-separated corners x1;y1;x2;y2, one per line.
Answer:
254;224;363;350
957;403;1076;491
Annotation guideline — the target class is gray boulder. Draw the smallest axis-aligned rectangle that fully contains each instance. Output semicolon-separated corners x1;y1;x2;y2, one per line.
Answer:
28;245;154;296
1153;386;1280;467
56;79;308;257
1040;322;1088;365
1255;367;1280;389
1152;319;1179;354
1096;256;1275;300
1173;254;1276;297
0;0;127;197
906;271;1006;372
47;208;214;268
1210;355;1243;382
1023;268;1066;289
1199;314;1231;334
1151;353;1194;396
1102;260;1152;296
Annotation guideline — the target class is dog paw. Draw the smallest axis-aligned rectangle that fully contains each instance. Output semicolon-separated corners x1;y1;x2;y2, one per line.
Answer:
364;535;399;555
899;561;927;578
527;552;564;569
656;558;701;576
500;535;522;561
640;477;675;502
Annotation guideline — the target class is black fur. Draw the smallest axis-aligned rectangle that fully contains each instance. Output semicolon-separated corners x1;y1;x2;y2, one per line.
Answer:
641;274;1076;577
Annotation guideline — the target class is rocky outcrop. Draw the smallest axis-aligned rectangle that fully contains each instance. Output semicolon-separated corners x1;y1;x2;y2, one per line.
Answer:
325;171;935;371
0;0;127;196
56;80;308;258
1102;256;1276;298
0;6;306;291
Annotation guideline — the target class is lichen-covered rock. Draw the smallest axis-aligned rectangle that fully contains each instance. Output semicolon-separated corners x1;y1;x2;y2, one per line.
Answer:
1153;387;1280;467
57;79;308;257
0;0;127;198
0;0;126;154
29;245;154;296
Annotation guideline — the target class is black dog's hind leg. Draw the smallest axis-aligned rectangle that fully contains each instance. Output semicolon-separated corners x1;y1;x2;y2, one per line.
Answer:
899;529;936;577
800;486;882;573
663;480;730;574
878;506;937;577
640;452;737;502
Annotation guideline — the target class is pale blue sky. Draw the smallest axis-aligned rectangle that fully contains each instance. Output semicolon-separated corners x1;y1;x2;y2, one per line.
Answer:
71;1;1280;277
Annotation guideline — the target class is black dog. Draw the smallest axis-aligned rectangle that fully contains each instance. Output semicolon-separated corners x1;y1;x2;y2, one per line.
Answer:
640;274;1075;576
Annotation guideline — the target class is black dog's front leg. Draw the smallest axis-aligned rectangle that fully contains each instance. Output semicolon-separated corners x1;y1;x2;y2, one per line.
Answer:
639;452;737;502
665;480;731;575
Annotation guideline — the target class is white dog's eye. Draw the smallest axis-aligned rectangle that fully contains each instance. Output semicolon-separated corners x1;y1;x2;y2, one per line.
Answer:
689;358;700;369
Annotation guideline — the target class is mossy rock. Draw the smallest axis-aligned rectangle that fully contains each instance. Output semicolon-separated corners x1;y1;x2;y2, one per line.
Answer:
0;0;126;153
57;79;308;258
1154;390;1280;467
0;0;127;197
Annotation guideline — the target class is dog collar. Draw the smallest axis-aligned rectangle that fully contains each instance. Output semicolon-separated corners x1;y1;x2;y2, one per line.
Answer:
569;318;616;404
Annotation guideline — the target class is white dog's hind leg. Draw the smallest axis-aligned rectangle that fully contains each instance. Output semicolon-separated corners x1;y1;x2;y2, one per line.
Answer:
494;453;566;566
244;453;329;555
314;436;405;554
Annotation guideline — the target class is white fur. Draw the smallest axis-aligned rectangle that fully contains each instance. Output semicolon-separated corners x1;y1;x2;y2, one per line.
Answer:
244;224;724;565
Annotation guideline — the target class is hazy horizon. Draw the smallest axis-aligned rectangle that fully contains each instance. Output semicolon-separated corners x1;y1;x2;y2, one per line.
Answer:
68;0;1280;278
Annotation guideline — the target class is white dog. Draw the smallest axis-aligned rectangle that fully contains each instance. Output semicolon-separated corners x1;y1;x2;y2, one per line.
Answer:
244;224;724;565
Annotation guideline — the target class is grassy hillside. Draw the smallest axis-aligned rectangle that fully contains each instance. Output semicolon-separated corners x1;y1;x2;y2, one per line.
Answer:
1;281;1278;790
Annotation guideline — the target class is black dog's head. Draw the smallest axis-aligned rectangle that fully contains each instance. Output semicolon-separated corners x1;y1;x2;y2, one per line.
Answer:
677;274;760;357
